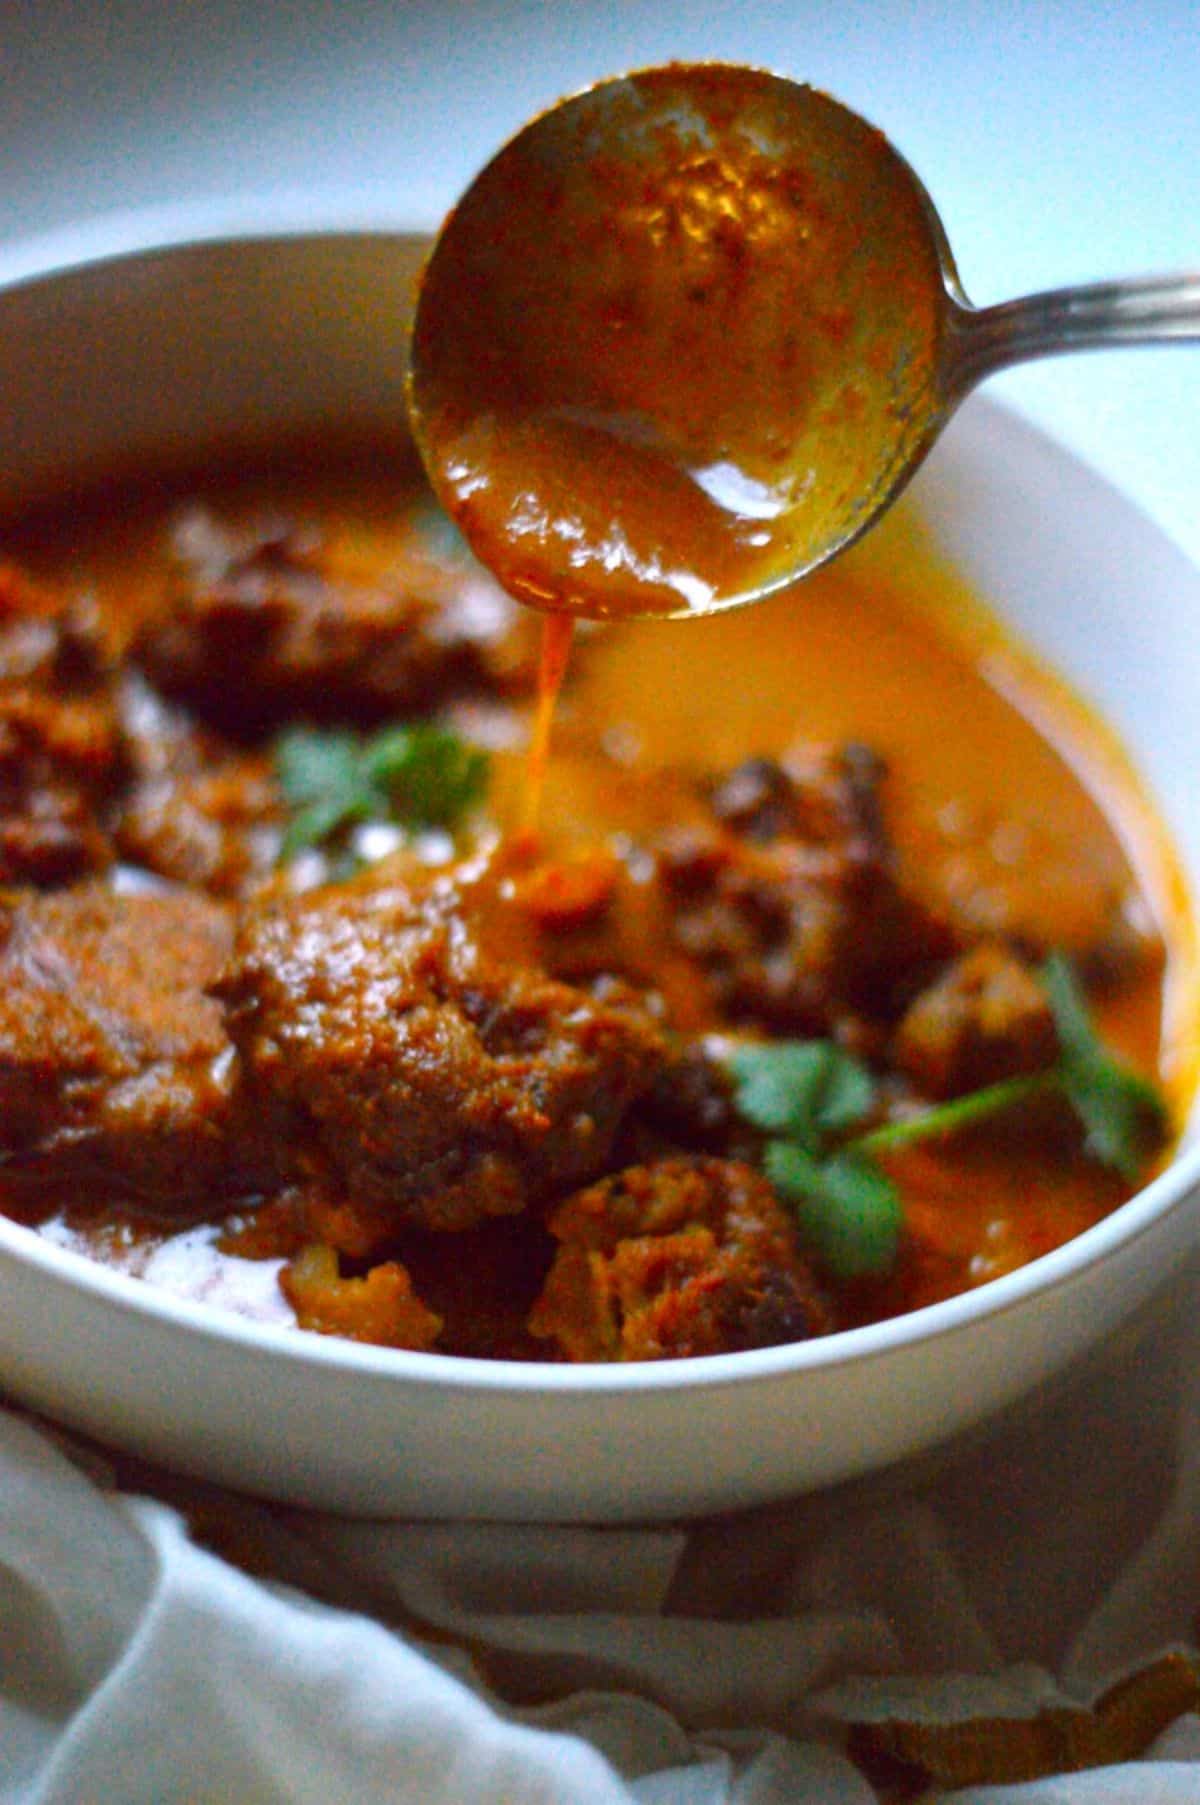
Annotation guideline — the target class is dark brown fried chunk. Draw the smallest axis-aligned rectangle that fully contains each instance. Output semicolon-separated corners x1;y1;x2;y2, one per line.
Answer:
216;865;668;1241
114;676;283;895
529;1155;834;1361
891;942;1059;1099
0;886;278;1212
710;745;884;845
134;507;539;734
629;1040;740;1155
280;1243;443;1351
0;564;110;689
0;567;125;885
658;748;953;1040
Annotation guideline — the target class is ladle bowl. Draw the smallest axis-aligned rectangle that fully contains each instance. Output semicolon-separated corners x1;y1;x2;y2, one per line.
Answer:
408;63;1200;620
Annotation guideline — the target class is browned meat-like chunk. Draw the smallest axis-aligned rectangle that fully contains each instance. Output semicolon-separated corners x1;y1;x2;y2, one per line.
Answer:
134;507;538;734
710;747;883;845
216;864;667;1242
0;567;125;885
632;1041;740;1155
0;689;123;885
658;748;953;1042
117;756;282;896
114;676;282;895
529;1155;834;1361
891;942;1059;1099
0;886;278;1212
280;1243;443;1351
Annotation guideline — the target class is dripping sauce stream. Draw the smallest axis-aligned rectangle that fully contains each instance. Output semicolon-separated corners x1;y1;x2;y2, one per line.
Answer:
519;611;576;841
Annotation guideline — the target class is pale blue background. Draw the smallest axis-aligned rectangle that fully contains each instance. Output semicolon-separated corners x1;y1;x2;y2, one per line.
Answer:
2;0;1196;562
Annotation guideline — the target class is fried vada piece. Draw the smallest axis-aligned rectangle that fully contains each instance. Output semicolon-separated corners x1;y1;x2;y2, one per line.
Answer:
216;865;668;1244
0;566;126;885
0;565;110;688
891;942;1059;1099
134;506;539;735
529;1155;834;1362
114;675;283;896
634;1041;741;1154
657;748;953;1043
0;885;279;1212
280;1244;443;1350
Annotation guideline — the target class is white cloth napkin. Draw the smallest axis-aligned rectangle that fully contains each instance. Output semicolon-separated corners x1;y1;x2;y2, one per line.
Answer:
4;1257;1200;1804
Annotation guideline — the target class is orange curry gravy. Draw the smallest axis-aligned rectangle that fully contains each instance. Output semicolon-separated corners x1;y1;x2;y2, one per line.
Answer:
0;439;1192;1355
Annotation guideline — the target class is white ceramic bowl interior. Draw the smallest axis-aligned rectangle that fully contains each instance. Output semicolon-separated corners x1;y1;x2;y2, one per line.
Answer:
0;222;1198;1522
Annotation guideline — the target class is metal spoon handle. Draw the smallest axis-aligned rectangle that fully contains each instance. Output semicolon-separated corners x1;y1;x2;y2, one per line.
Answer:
948;272;1200;397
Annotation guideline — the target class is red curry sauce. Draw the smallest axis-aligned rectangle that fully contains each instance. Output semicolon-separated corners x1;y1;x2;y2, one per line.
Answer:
0;441;1189;1356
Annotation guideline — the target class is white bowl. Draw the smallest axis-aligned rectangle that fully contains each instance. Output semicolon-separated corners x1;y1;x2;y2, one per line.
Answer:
0;218;1198;1522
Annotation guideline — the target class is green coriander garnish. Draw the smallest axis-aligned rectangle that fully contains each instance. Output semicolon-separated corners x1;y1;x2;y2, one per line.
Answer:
730;1040;901;1279
1041;950;1168;1180
731;1039;874;1149
275;722;489;860
764;1139;903;1280
411;499;474;566
728;953;1168;1281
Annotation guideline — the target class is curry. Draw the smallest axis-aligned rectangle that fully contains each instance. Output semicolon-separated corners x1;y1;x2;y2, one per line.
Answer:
0;438;1187;1359
409;66;946;620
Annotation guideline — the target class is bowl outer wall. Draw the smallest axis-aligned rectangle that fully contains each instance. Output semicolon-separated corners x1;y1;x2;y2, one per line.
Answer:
0;223;1197;1520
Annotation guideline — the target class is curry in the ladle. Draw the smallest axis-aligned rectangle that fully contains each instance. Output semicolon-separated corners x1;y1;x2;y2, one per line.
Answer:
408;64;947;622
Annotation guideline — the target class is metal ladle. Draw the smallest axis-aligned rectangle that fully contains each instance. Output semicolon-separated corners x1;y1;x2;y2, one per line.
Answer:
408;62;1199;621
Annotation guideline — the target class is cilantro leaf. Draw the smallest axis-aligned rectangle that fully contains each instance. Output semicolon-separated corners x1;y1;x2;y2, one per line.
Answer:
725;957;1169;1288
276;729;379;860
361;724;489;829
275;727;362;811
856;1070;1055;1155
730;1041;895;1277
274;722;489;860
1041;951;1168;1181
729;1041;875;1149
765;1141;901;1278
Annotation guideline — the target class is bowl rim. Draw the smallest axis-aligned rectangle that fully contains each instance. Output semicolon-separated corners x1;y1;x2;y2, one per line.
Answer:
1;205;1198;1403
0;189;442;291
